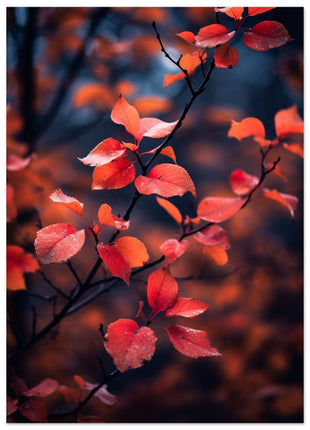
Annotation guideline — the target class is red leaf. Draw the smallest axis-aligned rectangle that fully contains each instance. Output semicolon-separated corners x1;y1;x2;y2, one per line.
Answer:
7;245;39;291
7;396;18;416
156;197;182;224
274;105;304;139
203;245;228;266
135;300;147;321
195;24;235;48
92;159;135;190
18;399;48;423
243;21;292;52
49;189;84;215
282;143;304;158
160;239;189;263
97;243;131;285
167;325;221;358
24;379;58;398
263;189;298;219
228;117;265;141
215;7;244;21
98;203;129;230
176;31;195;44
230;169;260;195
34;223;85;264
147;267;178;316
7;183;17;222
135;163;196;198
165;297;209;318
104;319;157;372
248;7;276;17
135;117;177;143
214;43;239;69
78;138;127;167
74;375;116;406
197;197;246;223
193;224;230;249
111;94;140;138
115;236;149;268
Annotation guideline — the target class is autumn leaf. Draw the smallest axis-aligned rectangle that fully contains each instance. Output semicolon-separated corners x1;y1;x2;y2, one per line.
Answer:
247;7;276;17
195;24;235;48
98;203;129;230
203;245;229;266
104;319;157;372
176;31;195;44
263;189;298;219
18;399;48;423
34;223;85;264
243;21;292;52
160;239;189;263
72;83;115;110
156;197;182;224
135;117;178;143
274;105;304;139
77;415;106;423
97;243;131;285
111;94;140;138
167;325;221;358
7;396;18;416
73;375;117;406
193;224;230;249
282;143;303;158
49;189;84;215
7;153;31;171
229;169;260;195
214;43;239;69
215;7;244;21
147;267;178;316
164;72;186;88
228;117;265;141
135;163;196;198
24;379;58;398
7;245;39;291
165;297;209;318
78;138;127;167
92;159;135;190
7;183;17;222
197;196;246;223
115;236;149;268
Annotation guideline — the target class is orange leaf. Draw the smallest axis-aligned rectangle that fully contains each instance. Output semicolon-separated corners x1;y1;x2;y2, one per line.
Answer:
229;169;260;195
179;53;201;74
160;146;177;163
34;223;85;264
197;196;246;223
215;7;244;21
248;7;276;16
156;197;182;224
115;236;149;268
132;96;171;116
263;189;298;219
167;325;221;358
195;24;235;48
111;94;140;138
98;203;129;230
274;105;303;139
243;21;292;52
92;159;135;190
165;297;209;318
78;138;127;167
228;117;265;141
253;137;279;148
214;43;239;69
97;243;131;285
7;184;17;222
72;83;115;110
282;143;304;158
203;245;228;265
176;31;195;44
135;163;196;198
160;239;189;263
49;189;84;215
164;72;186;88
147;267;178;316
7;245;39;291
193;224;230;249
104;319;157;372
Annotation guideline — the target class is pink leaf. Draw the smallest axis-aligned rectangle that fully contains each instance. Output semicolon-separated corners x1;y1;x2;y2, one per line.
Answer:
160;239;189;263
78;138;127;167
167;325;221;358
49;189;84;215
7;396;18;416
135;163;196;198
147;267;178;316
24;379;58;398
263;189;298;219
135;118;177;144
195;24;235;48
165;297;209;318
74;375;117;406
197;197;246;223
229;169;260;195
193;224;230;249
7;154;31;171
104;319;157;372
34;223;85;264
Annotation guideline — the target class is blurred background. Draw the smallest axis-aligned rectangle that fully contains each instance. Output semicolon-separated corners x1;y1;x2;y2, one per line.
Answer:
7;7;303;423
